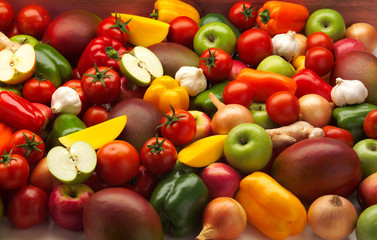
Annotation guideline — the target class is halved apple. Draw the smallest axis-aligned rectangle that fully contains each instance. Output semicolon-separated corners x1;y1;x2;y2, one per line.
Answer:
120;46;163;87
47;141;97;185
0;43;36;85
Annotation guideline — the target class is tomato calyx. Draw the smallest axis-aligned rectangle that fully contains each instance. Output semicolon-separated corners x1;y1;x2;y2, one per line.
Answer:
16;132;43;158
157;105;184;129
147;135;166;154
258;9;270;24
200;48;217;74
1;149;16;167
109;12;131;35
241;2;256;20
84;64;112;87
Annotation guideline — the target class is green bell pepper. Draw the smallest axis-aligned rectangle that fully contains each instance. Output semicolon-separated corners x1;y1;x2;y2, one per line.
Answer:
199;13;241;39
150;170;208;238
34;43;73;87
332;103;377;143
46;113;86;149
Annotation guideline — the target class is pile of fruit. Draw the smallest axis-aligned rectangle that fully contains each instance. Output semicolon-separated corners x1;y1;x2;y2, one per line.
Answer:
1;0;377;239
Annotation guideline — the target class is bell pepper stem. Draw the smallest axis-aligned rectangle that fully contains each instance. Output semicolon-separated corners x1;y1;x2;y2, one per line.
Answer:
259;9;270;24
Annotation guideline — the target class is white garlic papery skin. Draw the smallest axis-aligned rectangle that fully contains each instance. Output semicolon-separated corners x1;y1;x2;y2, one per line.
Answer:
50;86;82;115
175;66;207;96
272;30;301;62
331;78;368;106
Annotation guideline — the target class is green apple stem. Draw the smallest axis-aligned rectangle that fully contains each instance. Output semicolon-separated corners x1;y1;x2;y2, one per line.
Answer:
0;32;21;53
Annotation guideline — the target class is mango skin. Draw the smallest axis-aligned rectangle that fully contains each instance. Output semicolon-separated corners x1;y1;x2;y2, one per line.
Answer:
271;137;362;203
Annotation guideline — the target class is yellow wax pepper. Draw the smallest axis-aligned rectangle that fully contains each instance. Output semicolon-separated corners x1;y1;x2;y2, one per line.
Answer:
143;75;190;114
235;171;307;240
150;0;200;24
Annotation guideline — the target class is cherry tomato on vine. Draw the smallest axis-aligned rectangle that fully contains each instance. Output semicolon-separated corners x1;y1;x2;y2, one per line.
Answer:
0;0;14;32
266;91;300;126
305;46;334;77
159;106;197;146
228;1;257;30
97;13;131;46
222;79;253;108
199;48;233;84
363;109;377;139
17;4;51;39
83;105;109;127
8;130;45;165
306;32;334;51
140;135;177;175
0;150;29;190
22;78;56;105
167;16;199;49
322;125;354;147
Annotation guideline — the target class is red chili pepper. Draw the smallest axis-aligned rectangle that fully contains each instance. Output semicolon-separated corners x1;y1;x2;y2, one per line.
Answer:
77;36;128;77
291;68;333;102
0;91;45;133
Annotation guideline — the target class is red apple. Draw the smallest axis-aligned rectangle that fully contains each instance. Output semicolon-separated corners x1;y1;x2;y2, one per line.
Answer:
333;38;367;59
199;162;242;200
123;165;159;200
227;59;248;81
357;172;377;210
116;76;147;102
189;110;212;142
48;183;94;231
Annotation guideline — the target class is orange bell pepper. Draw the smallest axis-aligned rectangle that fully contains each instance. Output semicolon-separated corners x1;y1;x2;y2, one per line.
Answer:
143;75;189;114
256;1;309;36
235;68;297;102
235;171;307;240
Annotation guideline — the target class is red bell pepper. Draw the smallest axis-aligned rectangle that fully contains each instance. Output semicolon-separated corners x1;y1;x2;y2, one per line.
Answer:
291;68;333;102
0;91;45;133
77;36;128;77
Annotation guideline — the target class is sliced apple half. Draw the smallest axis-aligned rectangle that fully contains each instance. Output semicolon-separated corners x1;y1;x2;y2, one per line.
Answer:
120;46;163;87
0;44;36;85
47;141;97;184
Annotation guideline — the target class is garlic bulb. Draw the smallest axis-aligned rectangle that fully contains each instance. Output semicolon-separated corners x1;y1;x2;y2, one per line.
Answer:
50;86;82;115
272;30;301;61
331;78;368;106
175;66;207;96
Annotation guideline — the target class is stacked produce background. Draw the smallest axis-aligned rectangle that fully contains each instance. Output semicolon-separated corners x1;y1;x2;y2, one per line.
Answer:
0;0;377;239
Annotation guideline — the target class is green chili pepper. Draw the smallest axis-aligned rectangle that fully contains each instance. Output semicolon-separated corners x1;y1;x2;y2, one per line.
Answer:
199;13;241;39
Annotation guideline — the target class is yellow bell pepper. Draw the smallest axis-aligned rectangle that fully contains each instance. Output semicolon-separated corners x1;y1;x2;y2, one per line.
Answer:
150;0;200;24
235;172;307;240
143;75;190;114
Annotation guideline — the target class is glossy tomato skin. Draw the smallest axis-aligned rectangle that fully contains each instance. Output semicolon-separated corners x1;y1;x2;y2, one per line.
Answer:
305;46;334;77
167;16;199;49
83;105;109;127
97;14;130;46
0;0;14;32
266;91;300;126
17;4;51;39
22;78;56;105
140;136;177;175
322;125;354;147
222;79;253;108
6;185;48;229
0;153;29;190
199;48;233;84
96;140;140;186
228;1;257;30
237;28;273;68
8;130;45;165
364;109;377;139
306;32;334;51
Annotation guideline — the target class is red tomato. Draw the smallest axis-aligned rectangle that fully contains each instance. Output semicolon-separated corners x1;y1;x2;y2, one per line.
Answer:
124;165;159;200
96;140;140;186
0;0;14;32
0;123;13;155
8;130;45;165
81;65;120;105
83;105;109;127
199;48;233;84
237;28;273;67
363;109;377;139
228;1;257;30
306;32;334;51
140;136;177;175
222;79;253;108
0;151;29;190
17;4;51;39
167;16;199;49
322;125;354;147
266;91;300;126
22;78;56;105
159;107;197;146
97;13;131;46
305;46;334;77
6;185;48;229
63;79;92;115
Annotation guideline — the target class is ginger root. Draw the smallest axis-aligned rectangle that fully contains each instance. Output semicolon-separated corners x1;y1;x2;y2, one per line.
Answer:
0;32;21;53
266;121;324;148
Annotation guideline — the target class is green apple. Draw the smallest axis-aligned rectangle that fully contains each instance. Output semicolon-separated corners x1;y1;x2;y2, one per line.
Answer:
353;139;377;178
356;204;377;240
256;55;296;78
0;82;22;96
10;34;39;47
224;123;273;174
193;22;236;56
47;141;97;184
249;103;278;129
305;9;346;42
120;46;163;87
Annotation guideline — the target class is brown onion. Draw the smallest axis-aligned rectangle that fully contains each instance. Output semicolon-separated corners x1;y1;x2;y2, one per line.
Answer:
345;23;377;54
196;197;247;240
298;94;334;127
294;33;307;56
308;195;358;240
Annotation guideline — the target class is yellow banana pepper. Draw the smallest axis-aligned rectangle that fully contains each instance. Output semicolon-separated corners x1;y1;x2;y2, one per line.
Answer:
150;0;200;24
235;172;307;240
143;75;190;114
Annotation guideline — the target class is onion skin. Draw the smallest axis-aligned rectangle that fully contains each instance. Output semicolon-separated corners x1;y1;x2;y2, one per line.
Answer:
196;197;247;240
294;33;307;56
308;195;357;240
298;94;334;127
345;23;377;53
